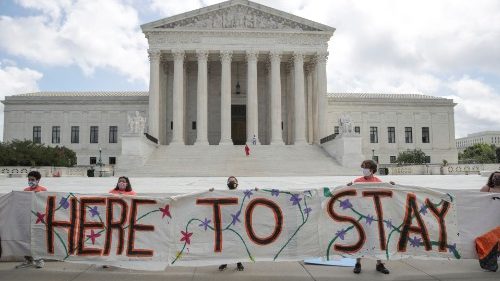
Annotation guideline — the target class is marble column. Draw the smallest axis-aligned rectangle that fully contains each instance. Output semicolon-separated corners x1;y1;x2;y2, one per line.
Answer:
171;49;185;144
246;50;259;144
220;50;233;145
306;63;314;144
270;50;284;145
147;49;161;140
316;52;328;142
293;52;306;145
195;50;209;145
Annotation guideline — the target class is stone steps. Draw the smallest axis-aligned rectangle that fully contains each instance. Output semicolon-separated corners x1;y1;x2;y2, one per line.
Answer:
123;144;357;177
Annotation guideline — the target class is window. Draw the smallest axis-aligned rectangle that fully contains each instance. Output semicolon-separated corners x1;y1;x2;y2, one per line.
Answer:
405;127;413;143
90;157;97;165
109;126;118;143
334;126;339;135
354;126;360;134
71;126;79;143
109;157;116;165
425;156;431;164
170;121;173;130
388;127;396;143
33;126;41;143
373;156;379;163
52;126;60;144
370;127;378;143
422;127;430;143
390;156;397;163
90;126;99;143
192;121;196;130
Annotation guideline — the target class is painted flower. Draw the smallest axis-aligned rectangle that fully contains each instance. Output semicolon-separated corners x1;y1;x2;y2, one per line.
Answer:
35;212;45;224
198;217;211;231
339;199;352;210
384;219;394;229
180;231;193;245
448;243;457;253
290;194;302;206
59;197;69;209
419;205;428;215
231;210;241;226
304;207;312;215
271;189;280;197
365;214;374;225
243;189;253;199
409;236;422;248
159;204;171;219
89;206;99;217
336;229;347;240
86;229;101;245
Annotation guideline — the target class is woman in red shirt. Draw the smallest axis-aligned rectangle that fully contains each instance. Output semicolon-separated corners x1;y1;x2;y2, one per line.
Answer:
109;176;136;196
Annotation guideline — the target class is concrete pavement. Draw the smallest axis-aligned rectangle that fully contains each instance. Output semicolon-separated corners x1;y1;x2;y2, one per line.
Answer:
0;259;497;281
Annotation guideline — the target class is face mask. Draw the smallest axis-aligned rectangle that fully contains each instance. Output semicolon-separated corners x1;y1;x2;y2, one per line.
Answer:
362;168;372;177
118;182;127;190
28;180;38;188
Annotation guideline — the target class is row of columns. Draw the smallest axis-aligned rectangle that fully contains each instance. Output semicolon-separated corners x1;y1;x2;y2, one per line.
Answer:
147;49;328;145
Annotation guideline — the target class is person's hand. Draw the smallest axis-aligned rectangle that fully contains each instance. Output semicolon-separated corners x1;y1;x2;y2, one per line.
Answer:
346;182;353;186
209;188;214;192
389;181;396;185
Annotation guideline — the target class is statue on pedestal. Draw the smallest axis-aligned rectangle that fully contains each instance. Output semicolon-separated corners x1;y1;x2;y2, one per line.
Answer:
338;113;354;136
127;111;147;134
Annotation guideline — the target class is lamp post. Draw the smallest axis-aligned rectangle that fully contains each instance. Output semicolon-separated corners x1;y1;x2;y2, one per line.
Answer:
372;149;375;161
98;147;103;177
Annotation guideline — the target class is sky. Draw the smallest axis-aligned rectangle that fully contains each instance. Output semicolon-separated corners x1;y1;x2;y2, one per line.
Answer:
0;0;499;140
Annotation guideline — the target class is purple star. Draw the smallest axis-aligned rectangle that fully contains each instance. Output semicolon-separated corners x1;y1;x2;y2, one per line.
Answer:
243;189;253;199
89;206;99;217
304;207;312;215
448;243;457;253
419;205;428;215
365;215;374;225
384;219;393;229
339;199;352;210
290;194;302;206
336;229;347;240
198;217;211;231
59;197;69;209
409;236;422;248
271;189;280;197
231;210;241;226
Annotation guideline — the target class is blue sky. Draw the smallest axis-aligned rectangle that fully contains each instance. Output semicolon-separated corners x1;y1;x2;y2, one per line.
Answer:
1;0;500;140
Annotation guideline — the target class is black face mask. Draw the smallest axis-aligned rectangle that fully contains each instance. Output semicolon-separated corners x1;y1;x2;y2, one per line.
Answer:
228;182;238;190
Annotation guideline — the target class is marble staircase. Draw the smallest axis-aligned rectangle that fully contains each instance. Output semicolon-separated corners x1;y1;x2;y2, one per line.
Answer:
124;144;357;177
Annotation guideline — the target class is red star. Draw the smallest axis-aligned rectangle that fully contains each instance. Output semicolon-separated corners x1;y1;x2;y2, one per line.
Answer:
86;229;101;245
35;212;45;224
159;204;171;219
180;231;193;245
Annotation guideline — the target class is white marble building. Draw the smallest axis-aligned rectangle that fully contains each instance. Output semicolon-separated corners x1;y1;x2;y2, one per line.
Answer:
456;131;500;152
1;0;459;173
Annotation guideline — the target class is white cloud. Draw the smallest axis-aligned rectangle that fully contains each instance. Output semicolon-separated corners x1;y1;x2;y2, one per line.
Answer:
0;63;43;140
0;0;149;84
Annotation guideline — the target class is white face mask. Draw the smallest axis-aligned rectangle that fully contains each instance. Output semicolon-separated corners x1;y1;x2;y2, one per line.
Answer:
118;182;127;190
362;168;372;177
28;180;38;188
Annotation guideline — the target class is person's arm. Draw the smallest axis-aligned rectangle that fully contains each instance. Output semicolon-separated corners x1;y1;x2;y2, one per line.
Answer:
480;185;490;192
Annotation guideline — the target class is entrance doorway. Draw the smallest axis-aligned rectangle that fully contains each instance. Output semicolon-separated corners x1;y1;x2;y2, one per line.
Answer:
231;105;246;145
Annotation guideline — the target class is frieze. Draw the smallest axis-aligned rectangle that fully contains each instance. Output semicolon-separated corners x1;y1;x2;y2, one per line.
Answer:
156;5;321;31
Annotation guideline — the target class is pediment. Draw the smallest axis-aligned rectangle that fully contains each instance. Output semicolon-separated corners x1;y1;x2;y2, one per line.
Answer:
142;0;334;33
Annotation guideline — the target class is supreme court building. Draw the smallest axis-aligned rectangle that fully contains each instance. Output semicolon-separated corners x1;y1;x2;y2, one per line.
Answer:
2;0;458;175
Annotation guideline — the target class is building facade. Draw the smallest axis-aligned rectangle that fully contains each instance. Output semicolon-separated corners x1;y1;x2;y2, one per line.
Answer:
456;131;500;152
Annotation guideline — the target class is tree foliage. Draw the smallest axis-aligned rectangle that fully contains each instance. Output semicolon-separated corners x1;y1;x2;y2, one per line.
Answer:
496;147;500;163
0;140;77;167
458;143;496;164
396;149;428;165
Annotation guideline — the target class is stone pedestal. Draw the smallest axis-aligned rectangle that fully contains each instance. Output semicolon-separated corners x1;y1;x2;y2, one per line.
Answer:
117;133;158;169
322;135;364;168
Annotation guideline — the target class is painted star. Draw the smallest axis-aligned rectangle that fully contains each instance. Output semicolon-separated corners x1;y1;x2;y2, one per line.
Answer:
339;199;352;210
86;229;101;245
198;217;211;231
180;231;193;245
35;212;45;224
88;206;99;217
409;236;422;248
231;210;241;226
159;204;171;219
290;194;302;206
365;215;374;225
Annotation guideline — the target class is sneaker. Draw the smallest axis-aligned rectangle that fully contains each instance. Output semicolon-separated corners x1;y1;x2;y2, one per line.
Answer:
236;262;244;271
353;263;361;274
34;259;45;269
16;257;34;269
218;264;227;271
376;263;390;274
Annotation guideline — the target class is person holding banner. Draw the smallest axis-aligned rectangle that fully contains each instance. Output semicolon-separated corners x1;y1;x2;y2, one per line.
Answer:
480;171;500;192
17;171;46;269
347;160;391;274
109;176;136;196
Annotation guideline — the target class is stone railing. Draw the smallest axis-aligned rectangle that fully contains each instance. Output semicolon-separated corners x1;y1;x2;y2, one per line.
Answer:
0;166;114;177
382;163;500;175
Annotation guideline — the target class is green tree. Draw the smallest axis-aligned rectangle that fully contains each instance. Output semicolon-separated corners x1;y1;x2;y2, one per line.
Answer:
458;143;496;164
396;149;428;165
0;140;76;167
495;146;500;163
